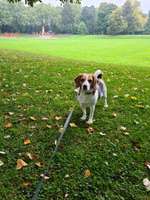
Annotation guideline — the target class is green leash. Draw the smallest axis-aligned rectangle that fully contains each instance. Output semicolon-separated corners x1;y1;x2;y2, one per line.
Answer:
32;107;74;200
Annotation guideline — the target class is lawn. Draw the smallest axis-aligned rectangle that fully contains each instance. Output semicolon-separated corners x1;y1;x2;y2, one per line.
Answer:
0;35;150;200
0;35;150;67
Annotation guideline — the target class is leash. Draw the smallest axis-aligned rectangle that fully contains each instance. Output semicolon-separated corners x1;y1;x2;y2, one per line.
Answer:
31;106;75;200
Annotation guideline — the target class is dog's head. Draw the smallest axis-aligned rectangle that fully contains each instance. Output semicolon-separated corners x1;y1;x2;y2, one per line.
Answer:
74;73;97;93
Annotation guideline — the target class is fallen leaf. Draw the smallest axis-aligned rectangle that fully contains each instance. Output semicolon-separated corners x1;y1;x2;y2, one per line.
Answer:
0;151;6;155
22;181;32;188
69;122;78;128
135;104;144;109
4;122;12;128
64;193;69;198
26;152;33;160
16;159;28;170
123;132;130;136
84;169;92;177
112;112;117;118
41;117;49;121
130;96;137;100
24;138;31;145
0;160;4;166
46;124;52;129
143;178;150;191
120;126;127;131
30;116;36;121
8;112;14;116
40;173;50;180
131;141;141;151
35;162;43;168
65;174;70;178
99;132;106;136
86;127;95;134
4;135;11;139
55;116;62;121
144;161;150;170
133;120;140;125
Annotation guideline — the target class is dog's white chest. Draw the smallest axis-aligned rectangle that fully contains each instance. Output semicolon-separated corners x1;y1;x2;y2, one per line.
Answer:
77;90;99;107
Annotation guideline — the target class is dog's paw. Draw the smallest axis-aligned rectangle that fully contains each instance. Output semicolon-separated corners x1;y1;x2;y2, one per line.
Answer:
80;116;87;121
86;119;93;125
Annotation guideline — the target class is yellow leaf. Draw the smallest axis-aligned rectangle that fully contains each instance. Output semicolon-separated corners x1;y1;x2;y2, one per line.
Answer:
55;116;62;121
46;124;52;129
22;181;32;188
69;122;77;128
35;162;43;168
112;112;117;117
84;169;92;177
16;159;28;170
4;122;13;128
24;138;31;145
30;116;36;121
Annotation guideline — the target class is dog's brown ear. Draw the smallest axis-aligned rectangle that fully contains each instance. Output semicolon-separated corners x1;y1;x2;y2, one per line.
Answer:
74;75;82;88
91;75;97;93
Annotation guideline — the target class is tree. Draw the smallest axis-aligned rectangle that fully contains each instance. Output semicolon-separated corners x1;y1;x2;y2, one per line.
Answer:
77;21;88;34
107;8;128;35
144;11;150;34
122;0;145;34
7;0;81;6
81;6;96;34
61;3;80;34
97;3;117;34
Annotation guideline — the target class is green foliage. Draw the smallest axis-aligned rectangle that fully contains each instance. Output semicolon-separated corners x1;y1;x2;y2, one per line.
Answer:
0;0;149;35
107;8;128;35
81;6;96;34
7;0;81;6
144;11;150;34
96;3;117;34
77;21;88;34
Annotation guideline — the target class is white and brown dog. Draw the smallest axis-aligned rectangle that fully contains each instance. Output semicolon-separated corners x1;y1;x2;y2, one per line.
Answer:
74;70;108;124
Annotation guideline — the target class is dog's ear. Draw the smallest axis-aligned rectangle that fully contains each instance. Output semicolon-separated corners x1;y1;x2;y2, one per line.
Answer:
74;75;82;88
91;75;97;93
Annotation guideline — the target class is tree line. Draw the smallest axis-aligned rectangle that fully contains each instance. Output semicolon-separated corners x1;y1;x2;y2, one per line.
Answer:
0;0;150;35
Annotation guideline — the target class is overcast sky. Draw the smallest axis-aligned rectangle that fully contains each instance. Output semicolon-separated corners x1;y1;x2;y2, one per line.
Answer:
43;0;150;13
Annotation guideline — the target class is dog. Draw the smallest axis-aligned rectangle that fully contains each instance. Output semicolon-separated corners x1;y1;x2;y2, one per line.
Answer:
74;70;108;124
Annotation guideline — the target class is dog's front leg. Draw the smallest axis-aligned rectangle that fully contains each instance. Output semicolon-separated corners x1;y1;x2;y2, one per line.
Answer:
87;105;95;124
80;105;87;121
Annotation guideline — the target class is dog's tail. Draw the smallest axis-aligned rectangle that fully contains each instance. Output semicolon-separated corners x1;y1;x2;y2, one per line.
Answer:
94;70;103;80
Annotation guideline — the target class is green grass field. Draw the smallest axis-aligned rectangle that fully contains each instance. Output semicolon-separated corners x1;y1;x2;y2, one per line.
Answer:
0;35;150;200
0;35;150;67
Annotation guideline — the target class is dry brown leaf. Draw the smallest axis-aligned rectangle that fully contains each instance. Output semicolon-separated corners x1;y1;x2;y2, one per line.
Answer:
16;159;28;170
144;161;150;170
35;162;43;168
4;122;12;128
24;138;31;145
69;122;78;128
84;169;92;177
55;116;62;121
30;116;36;121
86;127;95;134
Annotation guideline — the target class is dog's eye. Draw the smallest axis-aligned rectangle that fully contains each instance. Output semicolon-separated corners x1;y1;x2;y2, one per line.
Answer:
88;79;92;83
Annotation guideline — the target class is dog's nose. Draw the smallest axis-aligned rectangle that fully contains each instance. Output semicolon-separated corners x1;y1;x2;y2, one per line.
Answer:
83;85;87;90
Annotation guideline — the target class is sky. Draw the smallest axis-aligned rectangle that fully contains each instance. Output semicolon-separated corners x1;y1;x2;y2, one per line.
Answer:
43;0;150;13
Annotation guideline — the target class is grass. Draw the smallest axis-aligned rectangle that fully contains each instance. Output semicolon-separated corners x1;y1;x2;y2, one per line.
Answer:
0;35;150;200
0;35;150;67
